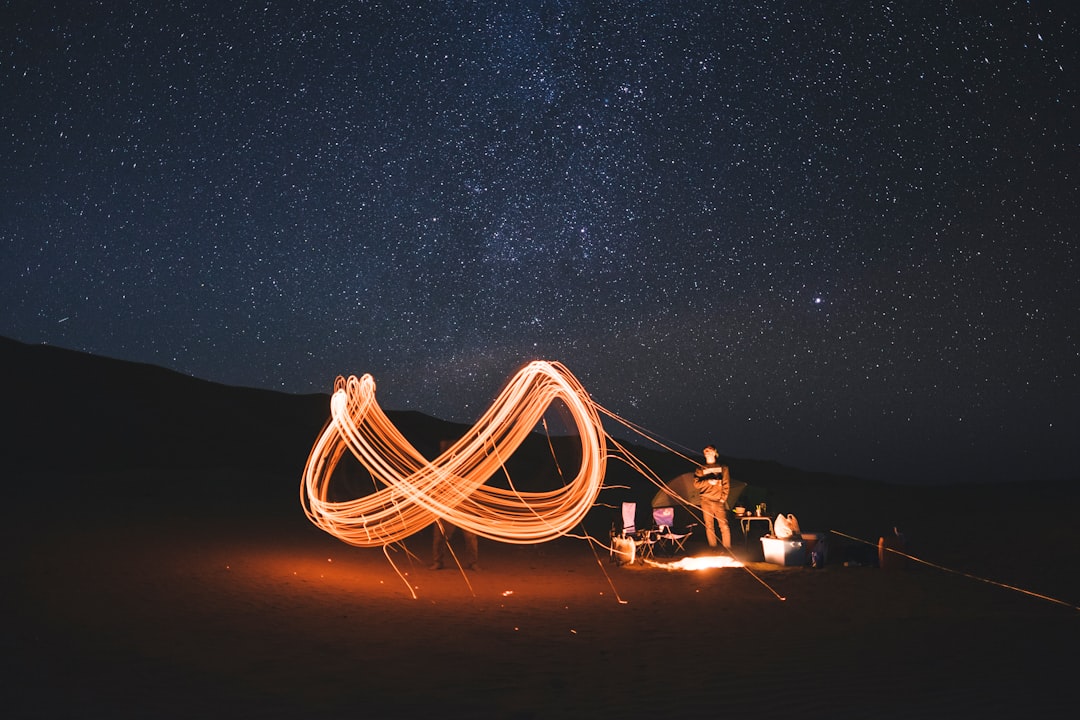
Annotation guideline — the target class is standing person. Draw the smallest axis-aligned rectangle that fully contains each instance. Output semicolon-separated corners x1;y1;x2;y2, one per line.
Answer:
430;519;479;570
693;445;731;549
429;439;479;570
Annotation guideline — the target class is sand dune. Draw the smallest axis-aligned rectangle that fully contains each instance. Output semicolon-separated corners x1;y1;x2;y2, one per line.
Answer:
4;339;1076;717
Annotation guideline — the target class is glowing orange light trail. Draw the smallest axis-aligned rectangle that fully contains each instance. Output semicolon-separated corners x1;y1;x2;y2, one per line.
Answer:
301;361;607;548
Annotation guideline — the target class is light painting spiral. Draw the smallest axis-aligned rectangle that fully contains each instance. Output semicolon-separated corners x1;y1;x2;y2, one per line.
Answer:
301;361;607;548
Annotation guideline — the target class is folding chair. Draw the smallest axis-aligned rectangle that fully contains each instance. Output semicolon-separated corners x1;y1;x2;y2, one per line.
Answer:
610;501;655;564
651;506;693;556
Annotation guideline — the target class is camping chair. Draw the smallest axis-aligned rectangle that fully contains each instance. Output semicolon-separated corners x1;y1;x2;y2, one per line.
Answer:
651;506;693;556
610;501;655;564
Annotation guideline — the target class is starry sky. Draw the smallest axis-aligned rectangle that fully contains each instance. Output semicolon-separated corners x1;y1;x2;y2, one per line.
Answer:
3;1;1077;485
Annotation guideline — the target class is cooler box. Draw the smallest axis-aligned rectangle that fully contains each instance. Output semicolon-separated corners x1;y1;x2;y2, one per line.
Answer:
761;536;806;566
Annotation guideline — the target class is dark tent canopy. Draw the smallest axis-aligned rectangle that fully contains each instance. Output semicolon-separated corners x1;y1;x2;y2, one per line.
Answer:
651;472;748;510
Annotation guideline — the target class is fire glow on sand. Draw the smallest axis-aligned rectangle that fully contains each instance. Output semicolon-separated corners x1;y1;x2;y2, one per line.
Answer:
301;361;607;548
646;555;743;571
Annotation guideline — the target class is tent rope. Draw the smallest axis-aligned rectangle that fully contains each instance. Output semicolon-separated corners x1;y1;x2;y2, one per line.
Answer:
830;530;1079;612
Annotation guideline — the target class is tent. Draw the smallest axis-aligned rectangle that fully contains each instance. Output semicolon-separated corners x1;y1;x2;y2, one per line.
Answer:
651;472;748;511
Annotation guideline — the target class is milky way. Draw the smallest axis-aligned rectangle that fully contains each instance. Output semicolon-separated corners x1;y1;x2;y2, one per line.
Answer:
3;1;1077;484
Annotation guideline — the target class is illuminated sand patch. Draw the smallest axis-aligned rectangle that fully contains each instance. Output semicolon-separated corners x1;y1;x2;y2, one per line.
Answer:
644;555;743;571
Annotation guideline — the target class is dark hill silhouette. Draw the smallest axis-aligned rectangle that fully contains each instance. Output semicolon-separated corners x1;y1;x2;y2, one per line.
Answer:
10;334;1067;548
3;334;328;474
0;336;879;511
2;336;514;476
0;336;855;491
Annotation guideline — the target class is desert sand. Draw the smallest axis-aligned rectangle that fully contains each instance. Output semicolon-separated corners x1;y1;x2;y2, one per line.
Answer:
5;465;1078;720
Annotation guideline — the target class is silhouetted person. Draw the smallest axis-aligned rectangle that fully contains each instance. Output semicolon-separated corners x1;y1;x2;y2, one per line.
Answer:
693;444;731;549
430;519;479;570
429;439;479;570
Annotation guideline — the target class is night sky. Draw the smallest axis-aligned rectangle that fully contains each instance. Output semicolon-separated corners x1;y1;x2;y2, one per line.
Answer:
3;1;1077;485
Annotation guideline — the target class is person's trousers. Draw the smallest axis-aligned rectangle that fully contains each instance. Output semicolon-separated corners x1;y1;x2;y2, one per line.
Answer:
701;499;731;548
432;521;478;565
